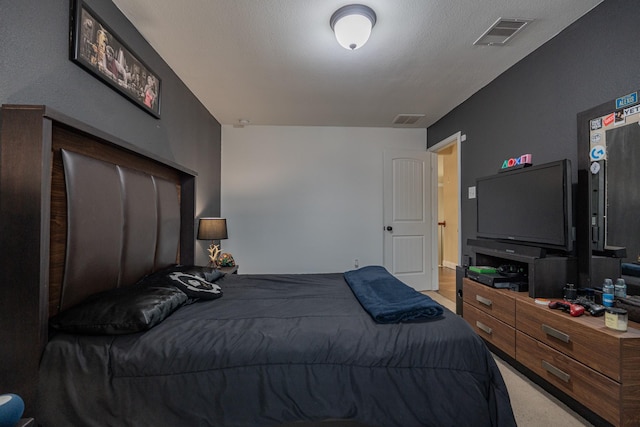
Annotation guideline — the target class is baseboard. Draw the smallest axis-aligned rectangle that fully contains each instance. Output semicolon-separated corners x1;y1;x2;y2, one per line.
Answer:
442;260;457;270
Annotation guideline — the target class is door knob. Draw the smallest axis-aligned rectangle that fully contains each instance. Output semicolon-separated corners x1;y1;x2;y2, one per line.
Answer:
386;226;393;231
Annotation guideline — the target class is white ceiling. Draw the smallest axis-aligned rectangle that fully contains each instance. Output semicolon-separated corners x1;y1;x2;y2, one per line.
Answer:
112;0;602;128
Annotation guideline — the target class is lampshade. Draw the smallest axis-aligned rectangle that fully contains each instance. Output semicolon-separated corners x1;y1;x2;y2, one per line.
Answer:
197;218;228;240
330;4;377;50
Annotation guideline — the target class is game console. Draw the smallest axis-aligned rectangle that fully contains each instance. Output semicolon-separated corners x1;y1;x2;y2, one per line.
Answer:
467;267;529;292
474;272;516;287
548;300;585;317
571;297;606;317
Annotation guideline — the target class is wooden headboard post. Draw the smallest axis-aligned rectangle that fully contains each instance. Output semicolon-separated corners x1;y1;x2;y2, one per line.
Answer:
0;105;197;417
0;106;52;418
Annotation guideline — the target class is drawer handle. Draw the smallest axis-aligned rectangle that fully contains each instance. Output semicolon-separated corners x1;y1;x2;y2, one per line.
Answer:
541;324;570;343
475;295;492;307
542;360;571;383
476;321;493;335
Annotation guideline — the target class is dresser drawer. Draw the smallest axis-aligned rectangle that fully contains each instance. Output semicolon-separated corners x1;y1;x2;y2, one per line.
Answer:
463;279;515;325
516;331;620;426
516;298;621;381
464;303;515;358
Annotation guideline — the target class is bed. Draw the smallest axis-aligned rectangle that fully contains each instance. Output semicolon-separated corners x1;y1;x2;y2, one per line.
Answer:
0;105;516;426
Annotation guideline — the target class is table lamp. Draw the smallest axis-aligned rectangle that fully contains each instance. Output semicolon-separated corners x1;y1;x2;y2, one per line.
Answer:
197;218;228;268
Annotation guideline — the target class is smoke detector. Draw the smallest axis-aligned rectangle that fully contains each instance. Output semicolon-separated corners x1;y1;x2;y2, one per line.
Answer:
233;119;251;128
474;18;533;46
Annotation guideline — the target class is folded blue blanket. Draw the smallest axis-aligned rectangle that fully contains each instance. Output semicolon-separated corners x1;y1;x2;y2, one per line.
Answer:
344;265;444;323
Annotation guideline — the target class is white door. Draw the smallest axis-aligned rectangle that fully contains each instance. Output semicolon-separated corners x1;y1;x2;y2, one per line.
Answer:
383;150;437;291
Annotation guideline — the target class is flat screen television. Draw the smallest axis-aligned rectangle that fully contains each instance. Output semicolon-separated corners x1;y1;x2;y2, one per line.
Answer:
476;159;574;253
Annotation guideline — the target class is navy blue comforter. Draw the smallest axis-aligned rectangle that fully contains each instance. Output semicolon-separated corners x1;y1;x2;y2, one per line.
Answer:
39;272;516;427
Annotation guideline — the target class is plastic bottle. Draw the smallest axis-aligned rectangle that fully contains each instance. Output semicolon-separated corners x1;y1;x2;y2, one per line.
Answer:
614;278;627;298
602;278;614;307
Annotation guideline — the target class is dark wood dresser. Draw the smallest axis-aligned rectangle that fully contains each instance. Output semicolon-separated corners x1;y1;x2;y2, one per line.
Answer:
463;278;640;426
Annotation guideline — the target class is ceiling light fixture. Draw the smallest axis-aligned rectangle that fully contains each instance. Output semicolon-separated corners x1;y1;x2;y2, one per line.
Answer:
330;4;377;51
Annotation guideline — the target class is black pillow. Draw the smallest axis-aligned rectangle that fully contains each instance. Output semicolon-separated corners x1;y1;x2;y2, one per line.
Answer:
137;265;224;300
50;285;187;335
204;269;225;283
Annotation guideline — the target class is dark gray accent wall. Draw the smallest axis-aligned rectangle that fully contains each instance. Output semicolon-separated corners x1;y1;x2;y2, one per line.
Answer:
0;0;221;258
427;0;640;261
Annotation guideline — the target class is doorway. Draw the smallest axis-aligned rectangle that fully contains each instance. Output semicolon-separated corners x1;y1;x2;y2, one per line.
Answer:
429;132;461;301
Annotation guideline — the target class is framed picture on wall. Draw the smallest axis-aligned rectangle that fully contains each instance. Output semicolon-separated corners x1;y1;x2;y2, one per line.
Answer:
70;0;161;118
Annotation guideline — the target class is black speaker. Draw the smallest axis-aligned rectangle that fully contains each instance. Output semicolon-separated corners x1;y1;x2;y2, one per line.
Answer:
467;238;546;258
455;265;467;316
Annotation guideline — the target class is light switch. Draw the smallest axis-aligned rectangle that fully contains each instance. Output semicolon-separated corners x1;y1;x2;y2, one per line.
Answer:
468;186;476;199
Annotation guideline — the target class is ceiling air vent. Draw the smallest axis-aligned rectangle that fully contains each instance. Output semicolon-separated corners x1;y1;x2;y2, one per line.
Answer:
473;18;532;46
393;114;425;126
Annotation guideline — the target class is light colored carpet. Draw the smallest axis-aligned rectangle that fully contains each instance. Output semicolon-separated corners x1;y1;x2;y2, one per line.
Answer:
426;291;593;427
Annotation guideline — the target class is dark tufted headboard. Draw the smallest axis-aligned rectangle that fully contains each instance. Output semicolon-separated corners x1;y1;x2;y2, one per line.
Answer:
0;104;197;415
59;149;181;311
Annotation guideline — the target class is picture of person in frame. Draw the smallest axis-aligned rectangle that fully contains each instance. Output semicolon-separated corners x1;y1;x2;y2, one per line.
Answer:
73;3;161;116
143;74;158;109
80;14;97;64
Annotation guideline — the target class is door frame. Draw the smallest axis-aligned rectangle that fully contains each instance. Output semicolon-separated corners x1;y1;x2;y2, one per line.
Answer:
428;132;462;281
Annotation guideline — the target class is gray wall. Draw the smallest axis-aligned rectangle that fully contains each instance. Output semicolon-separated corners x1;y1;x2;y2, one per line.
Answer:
0;0;222;264
427;0;640;262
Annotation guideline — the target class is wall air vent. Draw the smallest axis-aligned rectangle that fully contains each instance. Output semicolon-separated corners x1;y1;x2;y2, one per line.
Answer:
393;114;425;126
473;18;533;46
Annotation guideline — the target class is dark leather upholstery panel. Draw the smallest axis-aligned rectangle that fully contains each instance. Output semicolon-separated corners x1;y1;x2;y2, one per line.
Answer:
118;167;158;287
60;150;181;311
153;177;180;269
61;150;124;310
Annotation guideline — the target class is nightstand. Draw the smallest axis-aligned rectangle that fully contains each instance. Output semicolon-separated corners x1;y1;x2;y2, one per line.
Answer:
218;265;238;275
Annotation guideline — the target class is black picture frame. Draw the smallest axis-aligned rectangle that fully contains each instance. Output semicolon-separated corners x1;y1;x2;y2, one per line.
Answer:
70;0;161;118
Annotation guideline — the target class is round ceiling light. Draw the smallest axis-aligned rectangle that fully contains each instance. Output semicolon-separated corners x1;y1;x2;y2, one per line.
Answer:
330;4;377;51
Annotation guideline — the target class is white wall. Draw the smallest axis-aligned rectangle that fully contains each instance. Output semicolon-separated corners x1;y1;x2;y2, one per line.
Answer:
220;125;426;274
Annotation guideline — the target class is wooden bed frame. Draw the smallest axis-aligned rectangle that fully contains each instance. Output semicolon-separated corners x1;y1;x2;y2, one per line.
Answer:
0;106;514;427
0;104;197;418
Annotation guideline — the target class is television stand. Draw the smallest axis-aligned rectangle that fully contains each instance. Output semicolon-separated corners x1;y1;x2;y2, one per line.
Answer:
468;239;576;299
